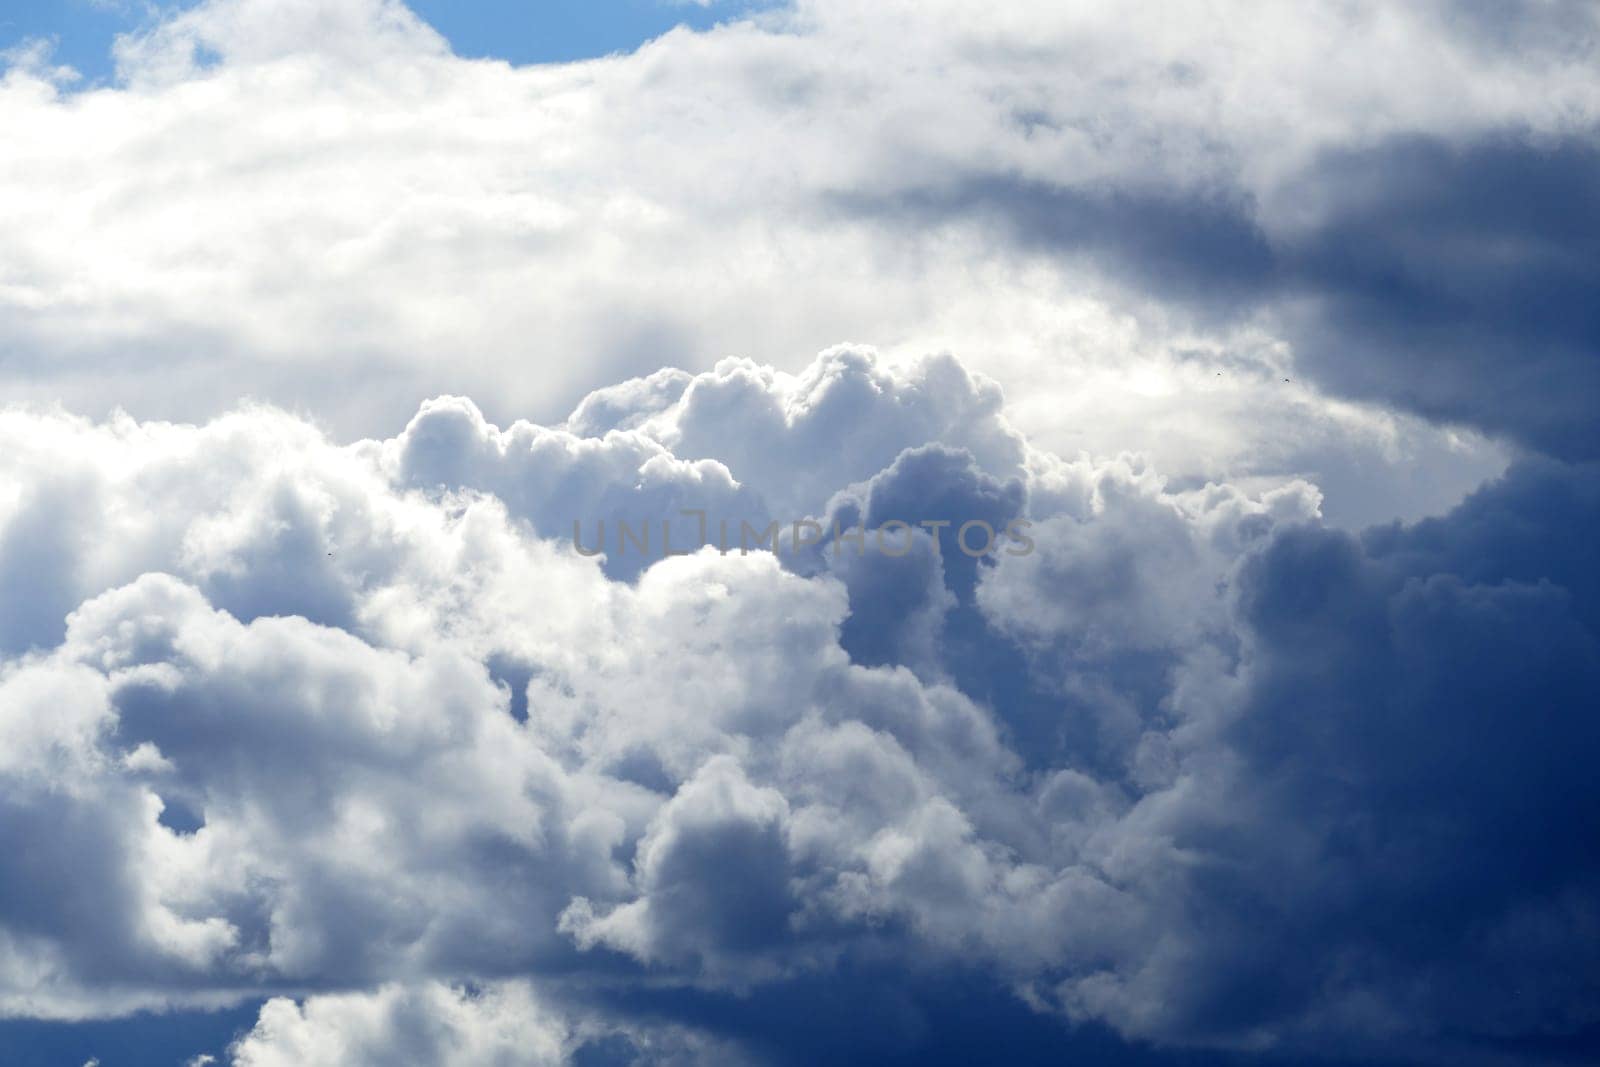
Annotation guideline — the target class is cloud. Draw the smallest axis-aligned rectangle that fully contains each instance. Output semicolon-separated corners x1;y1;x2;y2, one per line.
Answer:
225;980;749;1066
379;346;1026;577
229;983;569;1067
1278;134;1600;460
8;0;1581;524
2;1;1598;1062
0;346;1595;1064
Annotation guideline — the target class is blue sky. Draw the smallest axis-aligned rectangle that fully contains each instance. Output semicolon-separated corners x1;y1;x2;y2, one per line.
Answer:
0;0;777;81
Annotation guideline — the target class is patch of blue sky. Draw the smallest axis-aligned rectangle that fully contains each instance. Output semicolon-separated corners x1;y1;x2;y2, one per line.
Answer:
0;0;786;87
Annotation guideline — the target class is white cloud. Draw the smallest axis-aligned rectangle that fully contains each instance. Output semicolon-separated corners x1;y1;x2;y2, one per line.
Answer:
0;348;1266;1022
1;0;1556;522
228;982;568;1067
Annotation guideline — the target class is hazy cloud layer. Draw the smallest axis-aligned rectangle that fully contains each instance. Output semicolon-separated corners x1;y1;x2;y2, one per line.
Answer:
14;0;1595;521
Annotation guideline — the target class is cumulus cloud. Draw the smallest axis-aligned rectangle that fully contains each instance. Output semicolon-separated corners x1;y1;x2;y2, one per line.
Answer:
228;983;565;1067
0;346;1595;1065
3;1;1598;1062
226;980;743;1066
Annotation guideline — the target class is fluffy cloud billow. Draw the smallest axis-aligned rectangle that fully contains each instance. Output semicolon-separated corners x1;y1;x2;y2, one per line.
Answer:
0;345;1596;1065
2;1;1598;1064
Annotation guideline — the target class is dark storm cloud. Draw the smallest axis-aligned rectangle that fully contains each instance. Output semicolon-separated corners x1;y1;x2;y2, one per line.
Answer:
576;961;1401;1067
1283;135;1600;460
1183;459;1600;1058
815;435;1600;1059
830;177;1276;313
837;130;1600;460
1437;0;1600;54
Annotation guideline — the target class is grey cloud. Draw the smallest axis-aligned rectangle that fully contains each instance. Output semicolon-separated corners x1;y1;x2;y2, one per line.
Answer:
0;347;1595;1065
829;177;1275;316
1279;134;1600;460
839;129;1600;461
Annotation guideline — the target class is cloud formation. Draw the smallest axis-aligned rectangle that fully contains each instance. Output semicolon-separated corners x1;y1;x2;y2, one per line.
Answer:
1;345;1596;1064
13;0;1592;521
2;1;1598;1062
